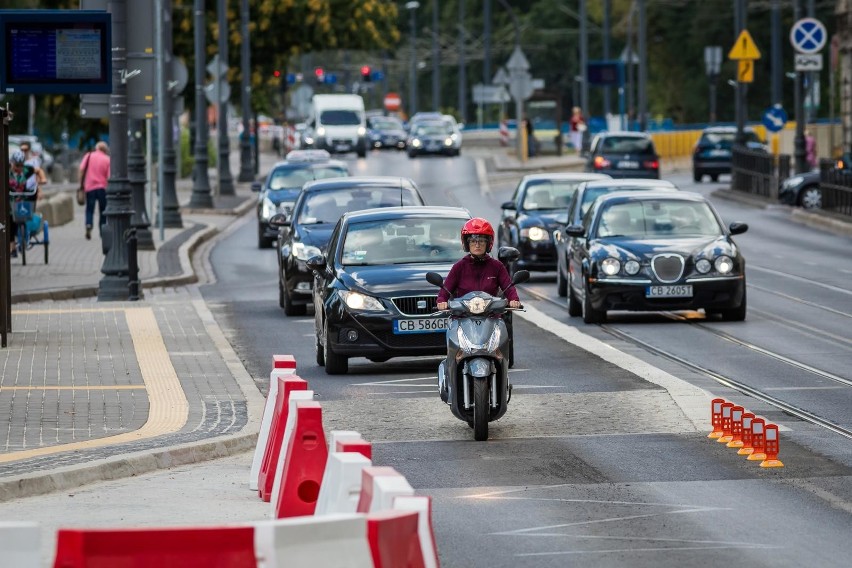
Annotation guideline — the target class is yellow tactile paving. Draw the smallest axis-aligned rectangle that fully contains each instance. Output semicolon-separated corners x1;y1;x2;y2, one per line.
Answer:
0;307;189;464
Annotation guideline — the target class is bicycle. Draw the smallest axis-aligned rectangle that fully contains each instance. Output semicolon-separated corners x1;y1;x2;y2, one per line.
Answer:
9;188;49;266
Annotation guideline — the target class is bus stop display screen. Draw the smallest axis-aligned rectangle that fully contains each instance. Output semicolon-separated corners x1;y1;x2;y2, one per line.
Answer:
0;11;111;94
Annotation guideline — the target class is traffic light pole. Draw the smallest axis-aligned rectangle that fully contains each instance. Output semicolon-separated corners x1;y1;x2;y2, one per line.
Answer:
238;0;254;182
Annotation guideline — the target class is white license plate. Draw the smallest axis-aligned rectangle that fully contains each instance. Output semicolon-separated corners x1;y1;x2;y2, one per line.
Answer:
335;144;351;152
393;318;448;334
709;149;730;157
646;285;693;298
618;160;639;169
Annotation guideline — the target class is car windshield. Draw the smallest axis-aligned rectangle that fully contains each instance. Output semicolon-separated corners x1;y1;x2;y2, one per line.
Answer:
341;217;466;266
298;187;420;224
268;166;348;190
581;186;667;216
595;200;722;239
599;136;654;153
320;110;361;126
522;180;582;210
414;123;452;136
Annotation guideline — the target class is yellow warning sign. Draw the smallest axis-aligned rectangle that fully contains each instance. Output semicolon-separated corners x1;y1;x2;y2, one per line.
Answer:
729;29;761;60
737;60;754;83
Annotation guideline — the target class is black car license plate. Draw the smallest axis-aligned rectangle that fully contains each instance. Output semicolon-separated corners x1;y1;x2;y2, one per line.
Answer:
393;318;448;334
646;285;693;298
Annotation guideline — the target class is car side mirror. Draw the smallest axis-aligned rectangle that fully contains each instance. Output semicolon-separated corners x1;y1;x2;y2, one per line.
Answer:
497;246;520;264
251;182;262;192
305;255;326;272
565;224;585;237
729;222;748;235
269;213;290;228
501;201;517;211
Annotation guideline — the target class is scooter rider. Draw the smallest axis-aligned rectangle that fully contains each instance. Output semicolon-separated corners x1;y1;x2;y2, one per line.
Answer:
436;217;521;310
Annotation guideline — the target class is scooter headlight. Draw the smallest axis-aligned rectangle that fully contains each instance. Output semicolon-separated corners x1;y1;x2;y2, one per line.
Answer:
462;297;491;314
457;326;501;354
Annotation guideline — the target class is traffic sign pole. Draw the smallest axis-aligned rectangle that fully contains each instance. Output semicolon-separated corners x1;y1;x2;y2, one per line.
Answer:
790;15;826;173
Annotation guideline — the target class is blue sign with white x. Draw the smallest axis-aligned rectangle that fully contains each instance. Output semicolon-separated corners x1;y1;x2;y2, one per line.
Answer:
790;18;827;55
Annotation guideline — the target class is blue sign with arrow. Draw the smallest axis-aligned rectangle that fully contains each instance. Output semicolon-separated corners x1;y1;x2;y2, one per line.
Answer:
762;105;788;133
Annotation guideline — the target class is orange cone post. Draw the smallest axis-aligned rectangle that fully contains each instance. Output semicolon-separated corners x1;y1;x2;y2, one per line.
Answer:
726;406;745;448
274;401;329;518
747;418;767;461
738;412;756;455
367;510;426;568
717;402;734;443
708;398;726;438
258;376;308;502
338;439;372;460
760;423;784;468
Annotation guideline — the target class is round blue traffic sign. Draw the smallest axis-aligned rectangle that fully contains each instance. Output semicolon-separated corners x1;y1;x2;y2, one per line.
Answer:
790;18;827;54
762;105;788;133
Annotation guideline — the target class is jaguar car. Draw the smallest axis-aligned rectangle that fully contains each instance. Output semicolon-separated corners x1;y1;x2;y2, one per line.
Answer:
273;177;425;316
498;173;611;273
554;178;678;297
252;150;349;248
306;206;472;374
564;191;748;324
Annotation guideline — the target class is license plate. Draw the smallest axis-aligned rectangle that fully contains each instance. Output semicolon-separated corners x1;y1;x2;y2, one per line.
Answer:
393;318;448;334
618;160;639;169
709;149;730;157
646;285;693;298
334;144;351;152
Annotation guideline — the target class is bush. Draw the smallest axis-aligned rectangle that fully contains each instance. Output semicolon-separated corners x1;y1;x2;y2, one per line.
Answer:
179;129;217;178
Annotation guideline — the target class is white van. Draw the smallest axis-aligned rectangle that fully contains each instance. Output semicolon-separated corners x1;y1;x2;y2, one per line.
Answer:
303;94;368;158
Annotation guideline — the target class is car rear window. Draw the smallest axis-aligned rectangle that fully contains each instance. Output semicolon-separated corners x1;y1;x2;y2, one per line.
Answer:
701;131;762;145
299;187;422;224
595;200;722;239
522;180;582;210
342;218;466;265
600;137;655;154
581;186;671;216
268;166;348;190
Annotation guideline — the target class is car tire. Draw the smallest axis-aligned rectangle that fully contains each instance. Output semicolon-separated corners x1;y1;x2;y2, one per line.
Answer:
323;323;348;375
710;174;719;182
315;328;325;366
357;148;367;159
257;224;272;249
693;171;702;183
281;272;307;316
719;288;747;322
408;151;417;159
798;185;822;210
556;265;568;297
567;273;582;317
581;280;606;324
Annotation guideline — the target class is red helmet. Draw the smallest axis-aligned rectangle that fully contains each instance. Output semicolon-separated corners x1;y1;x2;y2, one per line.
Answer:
461;217;495;253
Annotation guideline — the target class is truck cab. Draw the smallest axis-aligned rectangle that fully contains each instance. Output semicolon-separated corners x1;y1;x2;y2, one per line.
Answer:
302;94;368;158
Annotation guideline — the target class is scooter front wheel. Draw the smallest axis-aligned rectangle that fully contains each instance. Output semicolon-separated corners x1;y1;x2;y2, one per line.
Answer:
473;377;489;441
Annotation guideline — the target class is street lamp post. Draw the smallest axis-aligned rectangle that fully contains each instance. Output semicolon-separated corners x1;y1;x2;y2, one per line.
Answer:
432;0;440;111
704;46;722;124
216;0;234;195
238;0;253;182
189;0;213;208
406;1;420;117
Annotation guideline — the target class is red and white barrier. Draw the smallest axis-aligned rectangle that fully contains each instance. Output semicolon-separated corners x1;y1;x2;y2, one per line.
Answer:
269;390;314;508
273;401;329;518
286;126;297;152
329;430;362;450
257;377;309;501
249;356;298;491
499;120;509;147
254;514;373;568
338;439;372;460
393;496;440;568
316;452;373;516
367;510;426;568
53;526;256;567
356;466;414;514
0;522;40;568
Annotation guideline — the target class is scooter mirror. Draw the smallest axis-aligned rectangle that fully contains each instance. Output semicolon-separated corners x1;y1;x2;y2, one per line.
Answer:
425;272;444;287
512;270;531;285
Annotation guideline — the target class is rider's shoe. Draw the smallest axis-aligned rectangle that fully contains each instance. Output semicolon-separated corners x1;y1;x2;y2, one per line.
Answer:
85;226;92;240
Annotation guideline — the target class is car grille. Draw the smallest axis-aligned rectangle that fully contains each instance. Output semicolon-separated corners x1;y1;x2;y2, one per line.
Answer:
392;295;438;316
378;332;447;348
651;254;685;283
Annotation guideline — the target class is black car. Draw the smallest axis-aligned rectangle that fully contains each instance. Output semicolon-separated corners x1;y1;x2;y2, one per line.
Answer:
498;173;611;273
779;170;822;209
274;177;426;316
366;116;407;150
554;179;678;297
692;126;768;183
307;206;471;374
564;191;748;324
586;132;660;179
252;150;349;248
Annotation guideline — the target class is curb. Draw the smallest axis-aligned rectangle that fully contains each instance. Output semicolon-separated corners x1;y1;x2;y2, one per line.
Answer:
710;188;773;209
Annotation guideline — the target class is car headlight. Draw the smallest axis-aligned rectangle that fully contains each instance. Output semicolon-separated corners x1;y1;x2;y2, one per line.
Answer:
521;226;549;241
450;133;458;141
624;260;641;275
601;257;621;276
316;127;326;136
457;326;501;354
783;176;804;189
411;138;422;148
462;296;491;314
292;242;321;261
714;255;734;274
261;197;276;220
338;290;384;311
357;126;366;136
444;138;453;146
695;258;712;273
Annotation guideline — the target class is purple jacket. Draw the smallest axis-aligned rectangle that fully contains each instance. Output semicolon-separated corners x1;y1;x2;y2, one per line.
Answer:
437;255;520;303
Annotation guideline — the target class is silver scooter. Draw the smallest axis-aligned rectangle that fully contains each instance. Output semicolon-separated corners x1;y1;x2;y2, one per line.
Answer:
425;269;529;441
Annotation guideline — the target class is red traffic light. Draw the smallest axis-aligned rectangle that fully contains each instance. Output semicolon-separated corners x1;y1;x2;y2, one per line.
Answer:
314;66;324;78
360;65;371;76
273;70;281;78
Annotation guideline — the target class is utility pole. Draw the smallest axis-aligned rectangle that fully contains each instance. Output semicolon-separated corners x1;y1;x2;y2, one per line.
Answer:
190;0;213;208
238;0;253;182
840;0;852;156
98;0;133;301
637;0;647;131
159;0;182;229
771;0;782;105
603;0;611;117
432;0;440;111
406;2;420;117
458;0;466;123
483;0;491;90
217;0;234;195
794;0;807;173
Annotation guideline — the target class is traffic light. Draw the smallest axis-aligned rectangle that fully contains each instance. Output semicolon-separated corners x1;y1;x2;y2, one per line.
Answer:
314;66;325;83
360;65;372;82
272;69;281;78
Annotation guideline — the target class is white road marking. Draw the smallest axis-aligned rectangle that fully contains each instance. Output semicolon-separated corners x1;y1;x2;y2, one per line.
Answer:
749;264;852;296
475;158;491;195
516;544;777;557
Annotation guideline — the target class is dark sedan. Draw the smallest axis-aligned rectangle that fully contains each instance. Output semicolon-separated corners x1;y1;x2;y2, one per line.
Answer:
307;206;471;374
406;120;461;158
554;178;677;297
273;177;426;316
586;132;660;179
779;170;821;209
367;116;407;150
252;150;349;248
692;126;768;182
565;191;748;324
498;173;611;273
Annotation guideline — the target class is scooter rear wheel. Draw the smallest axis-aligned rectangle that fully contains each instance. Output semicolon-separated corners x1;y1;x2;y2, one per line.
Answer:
473;377;489;441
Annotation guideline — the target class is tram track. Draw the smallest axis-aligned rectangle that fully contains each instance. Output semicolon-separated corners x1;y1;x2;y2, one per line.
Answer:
520;284;852;440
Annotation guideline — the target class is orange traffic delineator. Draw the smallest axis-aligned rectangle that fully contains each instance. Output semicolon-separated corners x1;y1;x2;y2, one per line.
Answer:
737;412;756;455
338;439;372;461
717;402;735;443
726;406;745;448
747;418;767;461
760;423;784;468
708;398;726;438
274;401;329;518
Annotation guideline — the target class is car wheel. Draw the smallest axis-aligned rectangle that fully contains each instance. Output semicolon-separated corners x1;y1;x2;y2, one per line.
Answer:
281;272;307;316
357;148;367;159
567;273;582;317
556;265;568;297
257;224;271;249
278;279;286;309
798;185;822;210
323;323;348;375
719;288;747;322
693;171;702;183
315;328;325;366
581;279;606;324
710;174;719;182
408;151;416;159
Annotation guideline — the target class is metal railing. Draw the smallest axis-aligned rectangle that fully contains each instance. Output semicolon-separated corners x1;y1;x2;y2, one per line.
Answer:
731;146;790;200
819;161;852;217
